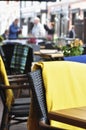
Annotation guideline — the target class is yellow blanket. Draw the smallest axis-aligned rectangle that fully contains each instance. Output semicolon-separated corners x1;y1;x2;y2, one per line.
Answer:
28;61;86;130
0;56;14;110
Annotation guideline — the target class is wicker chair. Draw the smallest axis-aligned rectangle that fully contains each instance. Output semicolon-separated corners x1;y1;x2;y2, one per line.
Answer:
28;69;64;130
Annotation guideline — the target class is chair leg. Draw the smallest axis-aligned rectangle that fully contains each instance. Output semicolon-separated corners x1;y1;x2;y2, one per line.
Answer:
3;112;9;130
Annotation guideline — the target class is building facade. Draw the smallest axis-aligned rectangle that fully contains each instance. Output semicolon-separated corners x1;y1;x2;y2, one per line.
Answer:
1;0;85;41
20;0;86;42
0;1;20;34
48;0;86;42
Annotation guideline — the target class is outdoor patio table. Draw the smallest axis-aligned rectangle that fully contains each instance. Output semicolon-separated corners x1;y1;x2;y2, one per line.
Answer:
34;49;64;61
48;106;86;129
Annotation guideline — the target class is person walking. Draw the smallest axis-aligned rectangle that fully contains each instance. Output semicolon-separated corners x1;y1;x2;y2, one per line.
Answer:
31;17;46;38
8;18;21;39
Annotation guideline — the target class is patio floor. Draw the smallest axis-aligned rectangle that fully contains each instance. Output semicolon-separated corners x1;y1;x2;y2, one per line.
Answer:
10;123;27;130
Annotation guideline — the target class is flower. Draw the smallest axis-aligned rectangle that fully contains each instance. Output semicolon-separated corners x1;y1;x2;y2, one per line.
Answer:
55;39;84;57
71;39;83;47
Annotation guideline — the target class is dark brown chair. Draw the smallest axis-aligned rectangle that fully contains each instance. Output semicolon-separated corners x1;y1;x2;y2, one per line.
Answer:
0;74;31;130
28;69;64;130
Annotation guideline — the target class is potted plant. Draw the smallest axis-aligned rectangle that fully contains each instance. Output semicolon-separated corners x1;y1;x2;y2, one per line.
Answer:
55;39;84;57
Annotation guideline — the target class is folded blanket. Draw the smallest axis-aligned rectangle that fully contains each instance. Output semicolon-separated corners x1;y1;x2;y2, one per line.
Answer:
28;61;86;130
10;44;29;73
0;56;14;110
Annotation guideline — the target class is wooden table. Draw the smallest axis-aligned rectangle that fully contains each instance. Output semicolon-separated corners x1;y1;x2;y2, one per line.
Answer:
48;106;86;129
34;49;64;61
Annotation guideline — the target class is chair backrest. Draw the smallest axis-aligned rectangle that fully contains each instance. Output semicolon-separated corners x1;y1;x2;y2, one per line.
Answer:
1;43;15;74
0;46;6;64
30;44;40;62
28;69;49;124
1;43;33;74
28;69;64;130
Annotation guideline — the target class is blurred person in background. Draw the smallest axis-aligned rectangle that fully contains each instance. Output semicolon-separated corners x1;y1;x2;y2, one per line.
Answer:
31;17;46;38
1;29;9;40
44;22;55;40
8;18;21;39
68;25;76;38
28;17;34;35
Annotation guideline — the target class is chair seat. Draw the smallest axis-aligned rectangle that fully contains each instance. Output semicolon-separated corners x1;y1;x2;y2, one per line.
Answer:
10;104;30;117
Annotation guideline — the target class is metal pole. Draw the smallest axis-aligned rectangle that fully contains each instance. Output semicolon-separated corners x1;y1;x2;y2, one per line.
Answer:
59;0;62;36
20;1;22;28
46;1;48;24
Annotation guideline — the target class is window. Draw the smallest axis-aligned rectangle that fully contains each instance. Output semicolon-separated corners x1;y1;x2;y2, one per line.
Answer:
84;11;86;18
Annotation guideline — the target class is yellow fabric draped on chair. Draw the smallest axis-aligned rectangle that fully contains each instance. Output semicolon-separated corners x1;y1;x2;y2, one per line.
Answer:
28;61;86;130
0;56;14;110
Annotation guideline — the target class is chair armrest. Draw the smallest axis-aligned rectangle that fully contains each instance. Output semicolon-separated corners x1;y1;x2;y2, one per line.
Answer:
8;74;27;79
7;74;31;98
0;85;31;106
0;84;29;89
39;120;64;130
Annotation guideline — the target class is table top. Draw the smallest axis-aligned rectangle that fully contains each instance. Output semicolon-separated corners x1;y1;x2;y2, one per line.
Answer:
48;106;86;129
34;49;64;59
